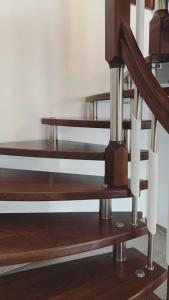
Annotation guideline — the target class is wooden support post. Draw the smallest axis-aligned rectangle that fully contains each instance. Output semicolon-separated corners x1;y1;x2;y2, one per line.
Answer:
105;0;130;187
149;9;169;55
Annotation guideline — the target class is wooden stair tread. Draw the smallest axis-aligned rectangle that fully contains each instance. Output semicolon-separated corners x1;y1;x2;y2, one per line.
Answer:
85;87;169;103
146;54;169;64
0;248;166;300
0;140;149;161
41;118;151;129
147;293;161;299
0;212;147;266
86;89;134;102
0;168;148;201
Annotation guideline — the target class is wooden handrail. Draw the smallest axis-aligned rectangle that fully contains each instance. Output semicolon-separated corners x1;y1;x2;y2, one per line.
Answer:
130;0;155;10
121;21;169;133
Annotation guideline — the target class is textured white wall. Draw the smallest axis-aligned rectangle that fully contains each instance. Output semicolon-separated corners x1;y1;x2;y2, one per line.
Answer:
0;1;158;221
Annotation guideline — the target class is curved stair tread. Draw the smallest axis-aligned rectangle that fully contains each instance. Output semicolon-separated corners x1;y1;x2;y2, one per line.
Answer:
0;169;148;201
85;88;169;103
0;248;166;300
147;293;161;299
146;53;169;64
0;212;147;265
0;140;149;161
41;118;152;129
85;89;134;102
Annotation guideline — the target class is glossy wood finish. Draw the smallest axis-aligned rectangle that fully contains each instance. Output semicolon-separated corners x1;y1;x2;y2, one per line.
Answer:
105;141;128;187
0;140;106;161
0;212;146;266
105;0;130;67
121;21;169;133
0;140;149;161
146;293;161;300
86;87;169;103
41;118;152;129
146;53;169;64
130;0;155;10
86;90;134;103
150;10;169;55
0;168;148;201
0;248;166;300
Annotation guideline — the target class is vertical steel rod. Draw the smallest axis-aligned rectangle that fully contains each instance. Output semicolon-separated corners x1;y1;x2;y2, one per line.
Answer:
132;196;138;226
99;199;112;220
131;89;142;226
167;266;169;300
113;242;127;262
48;125;55;142
124;130;131;152
110;67;124;142
147;233;155;271
110;66;126;260
165;0;168;10
136;0;145;54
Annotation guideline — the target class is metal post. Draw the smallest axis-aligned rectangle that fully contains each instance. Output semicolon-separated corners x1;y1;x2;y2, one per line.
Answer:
110;66;127;260
147;115;158;271
124;130;131;152
156;0;168;9
48;125;55;142
93;102;98;120
167;266;169;300
113;242;127;262
99;199;112;220
147;233;155;271
87;102;95;120
110;67;124;142
136;0;145;54
131;89;142;226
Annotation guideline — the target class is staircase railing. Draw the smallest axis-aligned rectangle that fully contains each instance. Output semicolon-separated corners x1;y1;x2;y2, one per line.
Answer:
121;22;169;133
106;0;169;297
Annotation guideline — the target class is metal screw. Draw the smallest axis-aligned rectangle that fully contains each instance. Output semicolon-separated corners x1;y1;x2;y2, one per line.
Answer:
135;269;146;278
115;222;125;229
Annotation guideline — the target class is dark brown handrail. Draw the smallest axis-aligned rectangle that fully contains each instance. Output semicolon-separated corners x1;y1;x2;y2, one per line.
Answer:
121;21;169;134
130;0;155;10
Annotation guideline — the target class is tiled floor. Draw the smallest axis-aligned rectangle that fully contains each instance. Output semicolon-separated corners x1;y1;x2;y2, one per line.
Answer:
0;230;167;299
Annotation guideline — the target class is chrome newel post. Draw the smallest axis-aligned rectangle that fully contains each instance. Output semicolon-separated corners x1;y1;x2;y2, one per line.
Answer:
147;115;158;271
87;102;98;120
48;125;55;142
113;242;127;262
110;67;123;142
131;89;142;226
100;67;124;222
99;199;112;220
109;66;127;262
147;64;158;271
166;187;169;299
130;0;144;227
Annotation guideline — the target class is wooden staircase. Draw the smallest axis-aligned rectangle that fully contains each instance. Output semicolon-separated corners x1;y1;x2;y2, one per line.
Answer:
0;0;168;299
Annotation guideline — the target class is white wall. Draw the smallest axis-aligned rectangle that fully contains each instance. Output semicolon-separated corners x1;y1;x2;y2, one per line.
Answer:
0;0;164;223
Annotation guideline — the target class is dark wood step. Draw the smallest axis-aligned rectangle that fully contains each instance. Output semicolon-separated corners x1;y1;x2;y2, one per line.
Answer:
0;212;147;266
0;140;149;161
146;293;161;299
86;90;134;103
85;87;169;103
0;168;148;201
0;248;166;300
41;118;152;129
146;54;169;64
